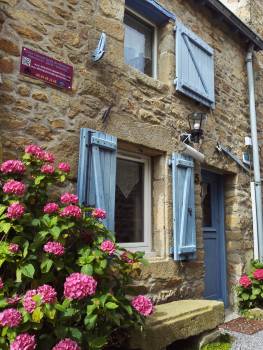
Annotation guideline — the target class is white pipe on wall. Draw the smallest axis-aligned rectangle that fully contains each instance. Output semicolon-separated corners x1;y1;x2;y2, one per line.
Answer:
246;46;263;261
251;182;259;260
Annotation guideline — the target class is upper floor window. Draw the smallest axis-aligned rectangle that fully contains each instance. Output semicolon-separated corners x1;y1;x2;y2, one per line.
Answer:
124;10;157;78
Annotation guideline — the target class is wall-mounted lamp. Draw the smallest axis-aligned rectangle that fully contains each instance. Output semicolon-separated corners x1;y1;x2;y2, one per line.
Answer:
181;112;207;144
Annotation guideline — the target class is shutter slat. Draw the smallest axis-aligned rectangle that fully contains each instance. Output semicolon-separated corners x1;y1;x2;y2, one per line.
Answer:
172;153;196;261
175;21;215;108
77;129;117;231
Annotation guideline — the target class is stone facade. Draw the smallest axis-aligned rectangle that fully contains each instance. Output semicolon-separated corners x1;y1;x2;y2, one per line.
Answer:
0;0;262;306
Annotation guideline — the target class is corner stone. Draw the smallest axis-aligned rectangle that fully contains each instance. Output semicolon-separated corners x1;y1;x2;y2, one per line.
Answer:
129;300;225;350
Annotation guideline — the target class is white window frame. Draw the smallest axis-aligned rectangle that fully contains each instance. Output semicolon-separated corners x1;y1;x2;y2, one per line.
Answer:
124;6;158;79
116;152;152;252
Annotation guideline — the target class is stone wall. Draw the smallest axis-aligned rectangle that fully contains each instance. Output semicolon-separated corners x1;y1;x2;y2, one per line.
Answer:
0;0;256;306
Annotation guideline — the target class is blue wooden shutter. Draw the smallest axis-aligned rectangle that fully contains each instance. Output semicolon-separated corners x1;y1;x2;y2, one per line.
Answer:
175;21;215;109
77;128;117;231
171;153;196;261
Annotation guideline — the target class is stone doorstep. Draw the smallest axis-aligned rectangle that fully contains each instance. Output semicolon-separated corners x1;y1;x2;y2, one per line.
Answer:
129;300;225;350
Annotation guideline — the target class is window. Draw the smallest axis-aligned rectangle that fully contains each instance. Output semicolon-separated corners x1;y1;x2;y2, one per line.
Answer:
115;153;152;250
124;10;157;78
77;129;154;253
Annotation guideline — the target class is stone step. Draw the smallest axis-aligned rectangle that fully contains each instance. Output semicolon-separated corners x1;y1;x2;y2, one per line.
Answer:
130;299;225;350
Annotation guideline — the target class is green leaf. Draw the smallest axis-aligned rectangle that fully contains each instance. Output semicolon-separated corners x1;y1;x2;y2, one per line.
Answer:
35;175;45;185
64;308;78;317
0;298;7;309
50;216;58;227
45;308;56;320
84;314;98;330
50;226;61;239
0;206;6;217
105;302;119;310
60;175;66;183
23;241;29;258
88;336;108;349
13;225;23;232
32;219;40;227
81;264;93;275
241;293;250;301
21;263;35;279
16;268;22;282
99;294;108;307
100;259;107;269
252;287;261;296
87;304;97;315
68;327;82;341
32;307;44;323
123;304;133;315
41;258;53;273
2;222;11;234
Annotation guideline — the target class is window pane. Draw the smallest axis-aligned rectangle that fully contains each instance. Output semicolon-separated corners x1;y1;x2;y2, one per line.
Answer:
115;158;144;243
124;12;153;76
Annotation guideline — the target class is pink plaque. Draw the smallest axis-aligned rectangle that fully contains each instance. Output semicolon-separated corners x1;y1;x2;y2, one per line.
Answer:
20;47;73;90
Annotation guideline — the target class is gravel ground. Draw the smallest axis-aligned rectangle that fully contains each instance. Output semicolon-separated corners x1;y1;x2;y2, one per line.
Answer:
223;330;263;350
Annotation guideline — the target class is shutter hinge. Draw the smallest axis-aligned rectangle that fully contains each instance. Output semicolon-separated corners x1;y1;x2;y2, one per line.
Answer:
91;136;116;151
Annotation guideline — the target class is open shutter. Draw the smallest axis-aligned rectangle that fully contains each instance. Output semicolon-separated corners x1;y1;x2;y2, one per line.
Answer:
171;153;196;261
77;128;117;231
175;21;215;109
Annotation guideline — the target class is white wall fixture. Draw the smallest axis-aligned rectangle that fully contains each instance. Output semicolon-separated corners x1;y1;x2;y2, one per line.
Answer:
92;32;106;62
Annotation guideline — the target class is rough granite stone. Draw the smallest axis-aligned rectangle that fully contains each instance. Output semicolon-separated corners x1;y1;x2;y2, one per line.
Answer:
130;300;225;350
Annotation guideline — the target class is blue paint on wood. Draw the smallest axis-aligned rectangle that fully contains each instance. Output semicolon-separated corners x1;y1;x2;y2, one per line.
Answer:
202;170;228;306
77;129;117;231
172;153;196;261
126;0;176;25
175;21;215;108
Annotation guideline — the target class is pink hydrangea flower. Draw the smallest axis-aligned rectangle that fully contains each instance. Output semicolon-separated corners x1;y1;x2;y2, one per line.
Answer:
43;241;65;256
239;275;252;288
253;269;263;280
10;333;36;350
23;290;37;313
44;202;59;214
3;180;25;196
9;243;20;253
60;205;81;219
121;251;134;264
64;273;97;300
52;338;80;350
7;203;25;220
0;308;22;327
40;151;55;163
100;240;116;255
0;160;26;174
8;295;21;305
60;193;78;204
131;295;153;317
58;163;70;173
25;144;44;158
92;208;107;220
41;164;55;174
37;284;57;304
0;278;3;289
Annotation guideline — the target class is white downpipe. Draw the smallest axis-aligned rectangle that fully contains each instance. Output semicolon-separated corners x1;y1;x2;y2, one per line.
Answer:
251;182;259;260
246;46;263;261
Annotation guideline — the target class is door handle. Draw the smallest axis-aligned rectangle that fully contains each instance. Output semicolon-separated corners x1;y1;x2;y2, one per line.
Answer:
188;208;192;216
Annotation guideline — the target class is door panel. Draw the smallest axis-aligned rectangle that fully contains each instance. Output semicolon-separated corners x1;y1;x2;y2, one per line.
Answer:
202;170;228;305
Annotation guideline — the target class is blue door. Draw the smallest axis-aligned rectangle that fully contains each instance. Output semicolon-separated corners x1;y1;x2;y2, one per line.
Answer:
202;170;228;305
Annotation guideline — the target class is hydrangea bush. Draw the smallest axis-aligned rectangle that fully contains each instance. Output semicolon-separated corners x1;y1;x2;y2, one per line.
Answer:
0;145;153;349
236;260;263;310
